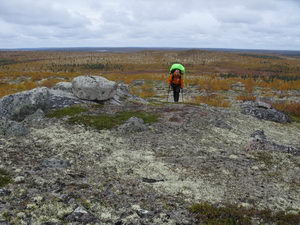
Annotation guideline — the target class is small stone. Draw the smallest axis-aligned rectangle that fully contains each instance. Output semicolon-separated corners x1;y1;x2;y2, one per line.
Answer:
229;154;238;159
33;196;43;203
14;176;25;183
251;166;259;170
26;203;37;209
136;209;154;218
41;158;71;169
240;202;252;208
117;117;148;133
14;168;22;173
0;188;11;196
222;169;230;175
65;206;99;223
16;212;26;219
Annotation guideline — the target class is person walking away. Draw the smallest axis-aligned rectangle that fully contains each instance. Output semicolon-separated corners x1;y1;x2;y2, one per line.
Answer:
168;69;184;102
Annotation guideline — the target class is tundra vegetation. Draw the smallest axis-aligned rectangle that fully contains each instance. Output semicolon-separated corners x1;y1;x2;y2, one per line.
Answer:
1;49;300;224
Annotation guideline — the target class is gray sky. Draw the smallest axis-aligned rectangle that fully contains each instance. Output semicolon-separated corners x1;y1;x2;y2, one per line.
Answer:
0;0;300;50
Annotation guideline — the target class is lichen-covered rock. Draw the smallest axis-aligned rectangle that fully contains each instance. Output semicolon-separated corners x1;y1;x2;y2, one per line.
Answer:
241;101;291;123
246;130;300;155
0;87;50;121
0;118;29;136
0;87;85;121
22;109;45;125
72;76;117;101
107;83;148;105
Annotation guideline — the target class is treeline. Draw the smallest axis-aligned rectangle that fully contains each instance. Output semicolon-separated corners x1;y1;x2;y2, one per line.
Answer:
220;72;300;82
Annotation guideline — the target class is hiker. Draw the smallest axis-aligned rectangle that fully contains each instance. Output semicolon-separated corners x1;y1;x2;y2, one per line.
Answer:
168;65;184;102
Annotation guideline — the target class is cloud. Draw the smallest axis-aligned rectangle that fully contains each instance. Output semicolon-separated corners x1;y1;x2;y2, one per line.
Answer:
0;0;300;50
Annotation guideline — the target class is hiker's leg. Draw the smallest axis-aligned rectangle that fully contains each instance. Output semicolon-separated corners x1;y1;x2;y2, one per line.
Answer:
173;90;177;102
175;92;179;102
174;86;180;102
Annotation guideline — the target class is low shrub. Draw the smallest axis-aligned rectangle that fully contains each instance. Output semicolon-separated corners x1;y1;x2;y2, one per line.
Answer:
0;168;12;188
190;202;300;225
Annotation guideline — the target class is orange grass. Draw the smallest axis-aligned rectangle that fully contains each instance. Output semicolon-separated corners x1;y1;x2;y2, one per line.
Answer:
0;81;37;97
39;78;64;88
236;95;256;102
189;77;233;92
272;101;300;118
257;79;300;91
130;83;156;98
190;95;231;107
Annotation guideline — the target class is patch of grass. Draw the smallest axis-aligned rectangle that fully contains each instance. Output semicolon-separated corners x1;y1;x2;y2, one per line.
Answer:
236;95;256;102
0;168;12;188
68;111;158;130
190;202;300;225
46;105;89;118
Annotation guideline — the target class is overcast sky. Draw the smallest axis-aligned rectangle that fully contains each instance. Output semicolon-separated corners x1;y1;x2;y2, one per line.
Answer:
0;0;300;50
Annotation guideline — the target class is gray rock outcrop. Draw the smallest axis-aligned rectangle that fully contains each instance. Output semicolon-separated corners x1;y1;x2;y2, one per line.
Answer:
53;81;73;93
117;117;148;133
0;87;86;121
0;117;29;136
72;76;117;101
246;130;300;156
241;101;291;123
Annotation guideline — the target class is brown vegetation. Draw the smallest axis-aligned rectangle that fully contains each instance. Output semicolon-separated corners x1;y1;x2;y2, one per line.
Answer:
0;49;300;109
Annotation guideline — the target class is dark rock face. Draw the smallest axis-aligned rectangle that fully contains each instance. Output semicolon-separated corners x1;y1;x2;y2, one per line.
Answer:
247;130;300;156
241;101;291;123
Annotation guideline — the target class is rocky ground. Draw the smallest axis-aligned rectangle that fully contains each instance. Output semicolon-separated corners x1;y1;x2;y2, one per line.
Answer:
0;76;300;225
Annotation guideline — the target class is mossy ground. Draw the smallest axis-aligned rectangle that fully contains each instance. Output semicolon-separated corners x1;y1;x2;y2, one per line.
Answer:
46;105;88;118
68;111;159;130
0;168;12;188
190;202;300;225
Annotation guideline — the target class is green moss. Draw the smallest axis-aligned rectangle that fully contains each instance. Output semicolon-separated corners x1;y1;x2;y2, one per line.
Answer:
46;105;89;118
253;151;274;167
68;111;158;130
190;202;300;225
290;115;300;123
0;168;12;188
190;202;252;225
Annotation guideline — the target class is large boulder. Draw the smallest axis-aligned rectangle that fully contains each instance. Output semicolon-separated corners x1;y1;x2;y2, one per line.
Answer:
72;76;117;101
241;101;291;123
